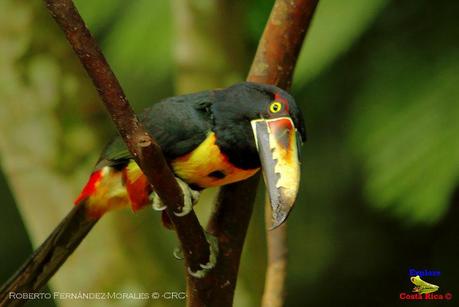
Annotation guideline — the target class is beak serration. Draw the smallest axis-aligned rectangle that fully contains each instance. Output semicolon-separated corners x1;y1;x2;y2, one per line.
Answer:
251;117;301;229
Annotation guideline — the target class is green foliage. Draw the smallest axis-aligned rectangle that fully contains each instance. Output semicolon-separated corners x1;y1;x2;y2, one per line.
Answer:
3;1;459;306
76;0;174;107
74;0;125;32
348;1;459;224
246;0;274;42
294;0;387;86
350;55;459;224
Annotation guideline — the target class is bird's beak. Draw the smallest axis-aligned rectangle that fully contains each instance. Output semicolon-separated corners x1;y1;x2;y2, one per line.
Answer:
251;117;302;229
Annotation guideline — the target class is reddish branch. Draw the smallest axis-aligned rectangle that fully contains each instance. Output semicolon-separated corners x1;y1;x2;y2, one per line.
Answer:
253;2;318;306
1;1;211;305
249;0;319;89
43;0;210;282
186;0;319;306
261;200;288;307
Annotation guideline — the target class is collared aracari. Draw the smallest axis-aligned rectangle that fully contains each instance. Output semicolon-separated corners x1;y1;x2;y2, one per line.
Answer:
0;82;306;299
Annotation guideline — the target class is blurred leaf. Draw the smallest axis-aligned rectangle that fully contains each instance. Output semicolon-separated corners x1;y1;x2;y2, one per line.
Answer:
293;0;387;86
349;52;459;224
74;0;124;33
246;0;274;43
76;0;175;107
101;0;174;107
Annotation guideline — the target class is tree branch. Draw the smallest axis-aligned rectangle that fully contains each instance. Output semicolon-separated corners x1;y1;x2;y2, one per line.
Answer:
249;0;319;89
261;199;288;307
43;0;210;281
184;0;320;306
252;2;319;306
2;1;318;306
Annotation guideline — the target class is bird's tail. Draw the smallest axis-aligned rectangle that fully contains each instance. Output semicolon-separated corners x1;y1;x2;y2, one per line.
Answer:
0;162;152;306
75;162;152;217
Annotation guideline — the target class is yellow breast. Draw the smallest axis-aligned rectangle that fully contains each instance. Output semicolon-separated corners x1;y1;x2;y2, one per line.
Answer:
171;132;259;188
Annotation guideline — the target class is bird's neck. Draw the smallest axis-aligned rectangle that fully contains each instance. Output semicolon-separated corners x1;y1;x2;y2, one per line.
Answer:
213;123;260;170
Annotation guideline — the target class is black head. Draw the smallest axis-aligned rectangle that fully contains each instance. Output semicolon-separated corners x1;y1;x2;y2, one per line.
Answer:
212;82;306;229
212;82;306;142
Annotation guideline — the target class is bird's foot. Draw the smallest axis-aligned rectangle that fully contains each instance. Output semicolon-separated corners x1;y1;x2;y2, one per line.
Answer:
150;192;167;211
173;247;184;260
187;232;219;279
150;177;200;214
173;178;200;217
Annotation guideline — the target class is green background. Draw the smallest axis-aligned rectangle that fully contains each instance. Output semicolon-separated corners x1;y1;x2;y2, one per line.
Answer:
1;0;458;306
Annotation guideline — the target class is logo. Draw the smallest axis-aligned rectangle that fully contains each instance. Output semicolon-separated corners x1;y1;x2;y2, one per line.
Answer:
399;269;453;301
410;275;438;294
408;268;441;277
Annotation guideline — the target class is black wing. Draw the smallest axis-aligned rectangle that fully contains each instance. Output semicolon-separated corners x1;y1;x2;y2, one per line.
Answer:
96;91;215;169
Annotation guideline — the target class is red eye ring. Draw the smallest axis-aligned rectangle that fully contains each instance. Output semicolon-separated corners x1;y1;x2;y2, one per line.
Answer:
274;92;289;112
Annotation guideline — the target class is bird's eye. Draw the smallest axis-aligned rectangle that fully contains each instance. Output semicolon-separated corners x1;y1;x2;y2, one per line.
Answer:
269;102;282;113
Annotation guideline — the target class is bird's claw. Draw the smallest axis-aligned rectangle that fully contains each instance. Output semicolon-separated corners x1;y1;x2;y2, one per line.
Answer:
173;178;200;217
187;232;219;278
173;247;184;260
150;177;200;214
150;192;167;211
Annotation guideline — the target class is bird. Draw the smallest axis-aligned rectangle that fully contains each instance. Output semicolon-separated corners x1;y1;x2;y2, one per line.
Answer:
0;82;306;302
76;81;306;225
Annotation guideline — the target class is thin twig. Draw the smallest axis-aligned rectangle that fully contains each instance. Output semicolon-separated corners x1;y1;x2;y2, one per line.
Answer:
43;0;210;283
252;1;319;306
255;1;319;306
261;198;288;307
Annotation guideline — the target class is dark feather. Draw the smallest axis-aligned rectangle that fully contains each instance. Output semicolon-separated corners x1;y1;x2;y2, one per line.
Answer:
96;91;215;169
95;82;306;172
